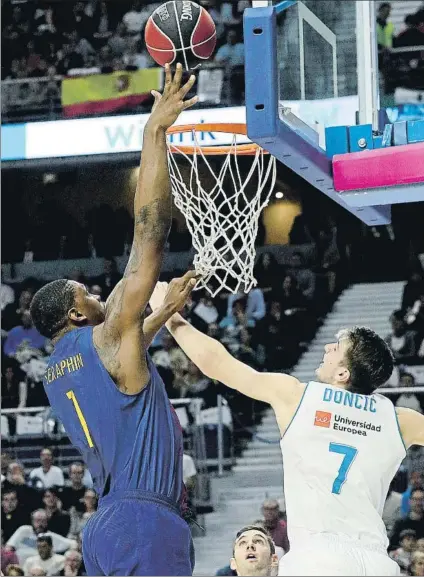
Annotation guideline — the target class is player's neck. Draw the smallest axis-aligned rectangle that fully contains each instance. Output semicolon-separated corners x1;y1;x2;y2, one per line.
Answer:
51;325;77;346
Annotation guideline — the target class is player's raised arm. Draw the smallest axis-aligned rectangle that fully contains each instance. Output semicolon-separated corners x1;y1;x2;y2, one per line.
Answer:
98;65;197;341
149;283;302;407
396;406;424;449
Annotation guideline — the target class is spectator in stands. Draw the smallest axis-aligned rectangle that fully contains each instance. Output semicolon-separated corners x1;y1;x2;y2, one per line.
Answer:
390;488;424;550
2;551;19;577
151;333;189;392
260;499;290;555
229;524;278;576
94;257;121;299
394;13;424;48
3;311;47;358
56;43;84;76
122;0;151;38
406;294;424;336
108;22;131;58
3;462;41;512
2;289;33;332
183;453;197;494
5;509;76;565
68;489;97;537
59;463;87;512
401;471;424;518
410;550;424;576
43;489;70;538
287;252;316;302
228;288;266;324
5;566;24;577
29;449;65;491
402;271;424;312
385;310;417;363
1;283;15;312
396;372;422;413
2;490;30;543
215;29;244;68
233;328;258;368
254;253;283;294
28;568;47;576
123;38;155;70
390;529;417;573
377;3;395;49
2;360;27;436
59;550;83;577
23;535;65;577
383;478;402;535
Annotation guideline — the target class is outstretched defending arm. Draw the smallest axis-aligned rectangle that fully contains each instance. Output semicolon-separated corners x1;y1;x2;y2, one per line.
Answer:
97;65;197;366
150;282;302;406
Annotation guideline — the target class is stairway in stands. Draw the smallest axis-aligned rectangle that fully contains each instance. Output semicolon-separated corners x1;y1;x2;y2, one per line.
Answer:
193;282;404;576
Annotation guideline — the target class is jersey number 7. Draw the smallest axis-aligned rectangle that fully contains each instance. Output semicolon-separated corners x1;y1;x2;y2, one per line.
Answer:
329;443;358;495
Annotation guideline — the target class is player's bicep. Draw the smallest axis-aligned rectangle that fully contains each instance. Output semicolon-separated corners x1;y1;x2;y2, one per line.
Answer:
396;406;424;448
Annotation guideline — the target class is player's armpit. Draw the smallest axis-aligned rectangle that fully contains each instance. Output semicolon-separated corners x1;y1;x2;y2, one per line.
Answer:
167;313;302;406
396;406;424;448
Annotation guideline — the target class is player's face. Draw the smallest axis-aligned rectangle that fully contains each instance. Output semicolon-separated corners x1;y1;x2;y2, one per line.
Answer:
71;282;106;326
315;338;350;386
231;530;276;576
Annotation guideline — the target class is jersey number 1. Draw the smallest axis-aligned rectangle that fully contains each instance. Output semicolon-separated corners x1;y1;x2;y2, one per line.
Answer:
66;390;94;448
329;443;358;494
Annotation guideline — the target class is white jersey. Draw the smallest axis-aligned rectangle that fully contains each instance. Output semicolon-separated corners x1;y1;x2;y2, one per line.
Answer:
281;381;406;552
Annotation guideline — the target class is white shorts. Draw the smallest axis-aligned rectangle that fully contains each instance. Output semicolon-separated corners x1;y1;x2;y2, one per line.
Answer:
278;537;400;576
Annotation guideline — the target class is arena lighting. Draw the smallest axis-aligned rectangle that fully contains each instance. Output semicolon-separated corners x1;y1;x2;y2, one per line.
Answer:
275;191;284;199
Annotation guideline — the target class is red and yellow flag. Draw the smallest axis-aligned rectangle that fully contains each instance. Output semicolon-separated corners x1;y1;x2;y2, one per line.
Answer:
61;68;162;117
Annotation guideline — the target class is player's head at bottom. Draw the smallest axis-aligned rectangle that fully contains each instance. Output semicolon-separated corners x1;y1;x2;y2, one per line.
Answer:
231;525;278;576
315;326;394;395
30;279;106;340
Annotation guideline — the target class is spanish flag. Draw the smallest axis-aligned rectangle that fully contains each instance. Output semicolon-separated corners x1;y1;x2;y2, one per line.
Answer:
61;68;162;117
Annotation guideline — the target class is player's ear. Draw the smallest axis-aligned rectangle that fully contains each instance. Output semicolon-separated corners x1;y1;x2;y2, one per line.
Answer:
230;558;237;572
68;307;87;324
337;365;350;384
271;553;279;571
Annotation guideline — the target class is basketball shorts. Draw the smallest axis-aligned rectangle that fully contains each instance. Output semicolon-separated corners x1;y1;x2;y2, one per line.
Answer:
82;490;194;576
278;534;400;576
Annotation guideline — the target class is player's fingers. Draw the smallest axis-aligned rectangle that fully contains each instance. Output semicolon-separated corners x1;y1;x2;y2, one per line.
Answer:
172;62;183;90
181;270;198;282
179;74;196;98
151;90;162;101
182;277;197;296
182;95;199;110
164;63;172;89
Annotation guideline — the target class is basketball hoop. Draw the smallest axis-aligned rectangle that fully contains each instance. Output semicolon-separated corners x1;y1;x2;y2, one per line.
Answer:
166;123;277;297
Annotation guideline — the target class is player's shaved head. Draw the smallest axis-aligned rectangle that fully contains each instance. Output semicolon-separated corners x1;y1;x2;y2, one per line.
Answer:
30;279;76;339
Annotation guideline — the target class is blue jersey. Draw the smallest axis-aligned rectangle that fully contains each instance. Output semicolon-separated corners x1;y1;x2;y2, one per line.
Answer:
43;327;185;510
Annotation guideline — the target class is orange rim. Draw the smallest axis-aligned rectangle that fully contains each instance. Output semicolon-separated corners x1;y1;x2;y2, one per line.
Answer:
166;123;266;156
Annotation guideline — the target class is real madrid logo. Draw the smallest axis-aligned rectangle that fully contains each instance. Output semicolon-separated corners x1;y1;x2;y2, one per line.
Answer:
115;74;130;93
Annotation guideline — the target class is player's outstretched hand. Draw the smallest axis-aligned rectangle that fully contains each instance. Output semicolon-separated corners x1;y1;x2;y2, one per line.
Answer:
149;63;198;130
150;271;198;313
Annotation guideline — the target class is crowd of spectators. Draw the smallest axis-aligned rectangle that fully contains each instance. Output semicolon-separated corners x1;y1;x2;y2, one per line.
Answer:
384;263;424;414
1;0;248;120
1;449;198;576
377;2;424;94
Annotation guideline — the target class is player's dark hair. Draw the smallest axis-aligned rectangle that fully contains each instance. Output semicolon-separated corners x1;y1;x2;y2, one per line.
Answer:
233;525;275;555
30;279;76;339
337;327;394;395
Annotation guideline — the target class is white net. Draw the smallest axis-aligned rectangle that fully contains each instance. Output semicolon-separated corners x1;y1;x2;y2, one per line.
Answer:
167;129;277;297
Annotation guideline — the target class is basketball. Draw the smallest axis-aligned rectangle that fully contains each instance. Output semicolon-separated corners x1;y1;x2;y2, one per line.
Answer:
145;1;217;70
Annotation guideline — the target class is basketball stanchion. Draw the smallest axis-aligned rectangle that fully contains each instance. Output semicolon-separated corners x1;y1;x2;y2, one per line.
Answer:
166;123;277;297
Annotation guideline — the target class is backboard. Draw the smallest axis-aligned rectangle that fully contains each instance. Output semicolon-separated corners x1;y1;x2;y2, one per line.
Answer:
244;1;424;226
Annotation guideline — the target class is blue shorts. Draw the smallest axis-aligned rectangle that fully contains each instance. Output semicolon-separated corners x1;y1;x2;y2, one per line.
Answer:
82;490;194;576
